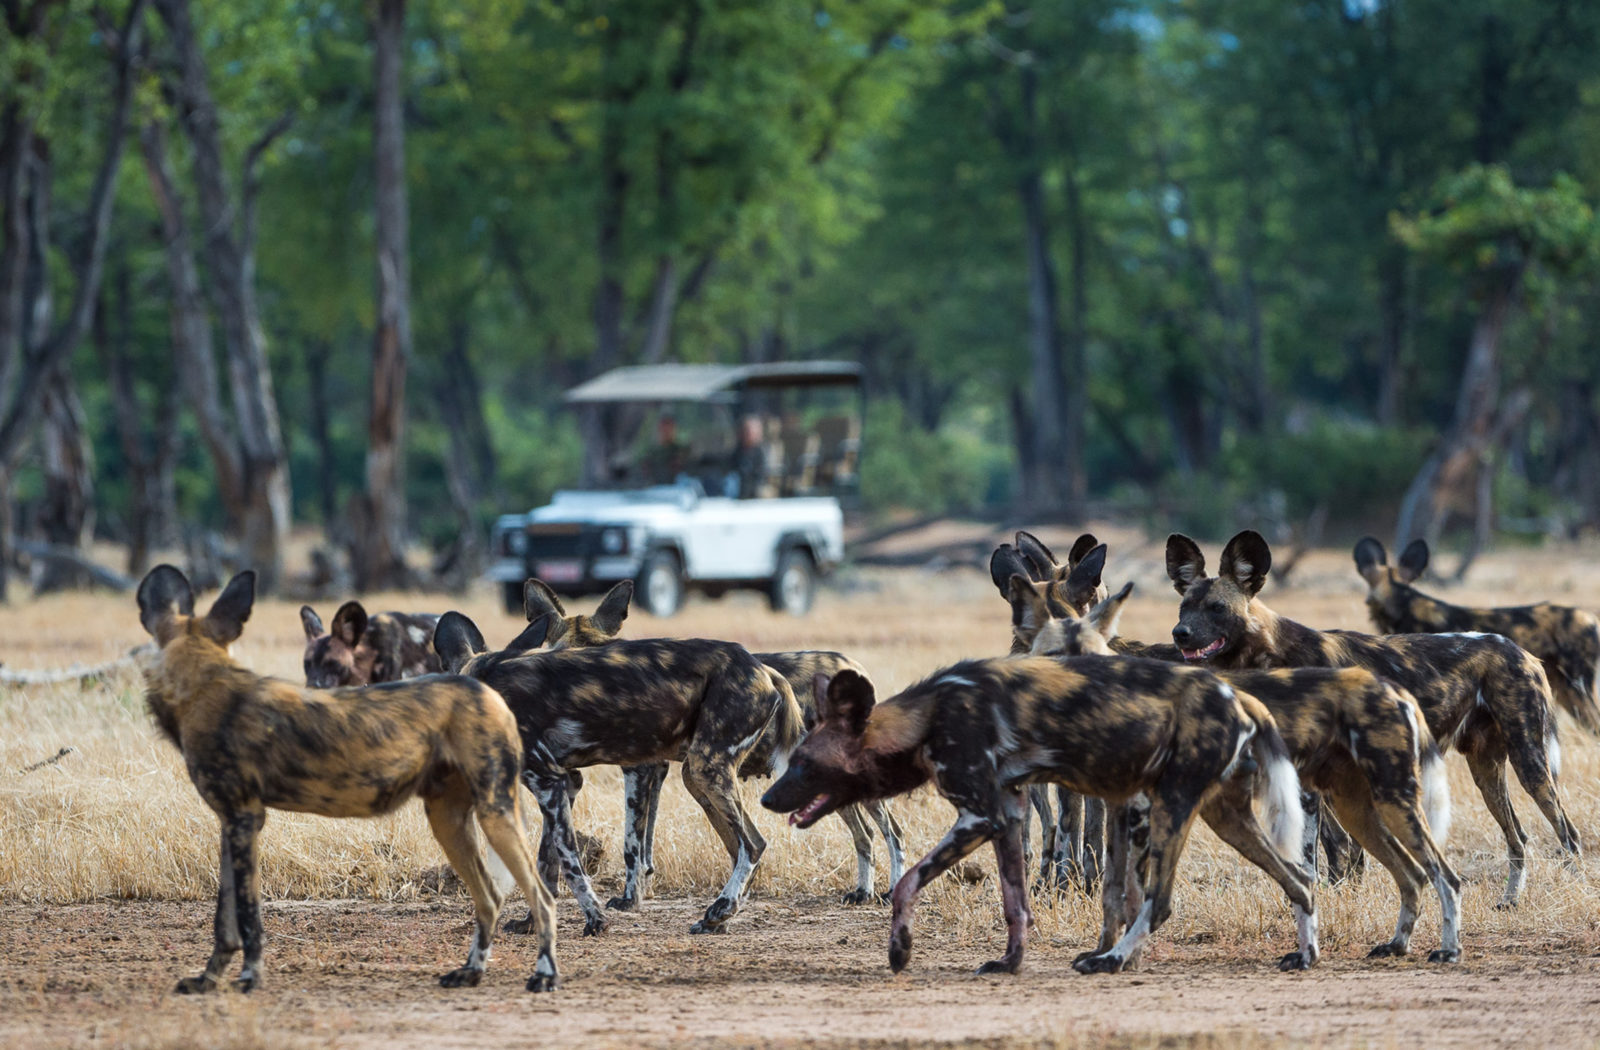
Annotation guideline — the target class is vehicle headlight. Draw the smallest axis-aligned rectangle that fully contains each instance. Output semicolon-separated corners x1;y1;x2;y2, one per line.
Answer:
600;527;627;555
508;531;528;556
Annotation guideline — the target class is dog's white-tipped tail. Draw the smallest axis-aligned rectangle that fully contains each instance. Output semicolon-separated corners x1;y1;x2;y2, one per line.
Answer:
1421;745;1452;845
1253;727;1304;861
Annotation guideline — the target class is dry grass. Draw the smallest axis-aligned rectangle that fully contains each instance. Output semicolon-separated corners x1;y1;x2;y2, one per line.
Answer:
5;529;1600;965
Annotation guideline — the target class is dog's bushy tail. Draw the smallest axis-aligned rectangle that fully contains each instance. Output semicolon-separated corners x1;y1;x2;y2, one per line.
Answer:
763;667;805;778
1391;683;1453;844
1236;694;1303;861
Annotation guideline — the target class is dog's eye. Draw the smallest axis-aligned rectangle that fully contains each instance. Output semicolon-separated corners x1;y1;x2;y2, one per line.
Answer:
1208;601;1226;613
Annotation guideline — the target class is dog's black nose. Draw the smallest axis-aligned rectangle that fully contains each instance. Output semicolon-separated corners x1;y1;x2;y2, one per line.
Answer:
1172;624;1191;643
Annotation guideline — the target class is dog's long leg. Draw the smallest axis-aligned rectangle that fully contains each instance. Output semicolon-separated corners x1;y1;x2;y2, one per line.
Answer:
475;792;560;992
1089;802;1133;957
1459;726;1531;908
1492;695;1583;861
426;779;503;988
1081;796;1106;888
1051;787;1084;891
978;790;1032;975
1074;791;1201;975
1027;785;1054;882
519;771;609;936
838;804;877;904
888;809;997;974
640;761;667;877
1325;785;1426;960
228;808;266;992
175;821;242;994
1199;785;1318;971
609;766;654;912
866;800;906;896
681;755;765;934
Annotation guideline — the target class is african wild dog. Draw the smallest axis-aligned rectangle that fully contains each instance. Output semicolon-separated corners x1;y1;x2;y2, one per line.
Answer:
300;600;441;688
434;611;804;936
137;566;558;994
1010;577;1464;962
762;662;1316;977
1355;536;1600;734
988;530;1111;889
512;579;907;908
1168;529;1580;905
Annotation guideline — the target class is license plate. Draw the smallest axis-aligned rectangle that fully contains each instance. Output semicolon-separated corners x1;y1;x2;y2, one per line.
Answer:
535;559;583;584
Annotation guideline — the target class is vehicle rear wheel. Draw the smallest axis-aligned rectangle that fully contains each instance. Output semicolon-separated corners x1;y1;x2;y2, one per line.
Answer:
768;548;816;615
502;580;524;616
638;550;685;617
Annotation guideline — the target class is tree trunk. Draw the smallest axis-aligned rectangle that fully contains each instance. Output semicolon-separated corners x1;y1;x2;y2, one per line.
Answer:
303;338;339;526
156;0;290;591
1016;66;1072;515
1375;245;1408;426
352;0;414;591
35;368;95;592
582;29;631;487
1061;160;1089;503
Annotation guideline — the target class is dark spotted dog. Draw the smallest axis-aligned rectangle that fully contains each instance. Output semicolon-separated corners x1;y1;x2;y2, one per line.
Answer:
300;601;441;688
1355;537;1600;734
1167;529;1580;906
434;611;803;936
511;580;907;908
137;566;558;994
762;662;1316;977
1010;578;1463;962
988;531;1110;889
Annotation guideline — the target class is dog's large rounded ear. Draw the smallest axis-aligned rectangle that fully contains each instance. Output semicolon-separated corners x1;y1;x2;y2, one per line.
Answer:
1059;543;1108;613
299;605;325;642
331;601;368;648
1352;537;1388;588
590;580;632;635
1166;534;1207;595
524;578;565;621
1066;533;1100;570
1397;539;1429;583
1086;581;1135;641
204;571;257;645
819;668;876;735
137;564;195;640
1219;530;1272;597
506;612;555;654
433;612;488;673
990;545;1034;598
1008;574;1051;644
1014;531;1059;580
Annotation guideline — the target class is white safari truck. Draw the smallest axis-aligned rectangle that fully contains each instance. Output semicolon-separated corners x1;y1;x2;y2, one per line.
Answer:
489;361;861;617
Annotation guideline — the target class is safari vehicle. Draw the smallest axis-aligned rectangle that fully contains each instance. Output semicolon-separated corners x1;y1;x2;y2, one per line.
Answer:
489;361;861;617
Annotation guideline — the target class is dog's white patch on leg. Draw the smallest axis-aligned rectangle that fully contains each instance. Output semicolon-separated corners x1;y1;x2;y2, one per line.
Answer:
1434;869;1462;956
1295;904;1319;966
1499;855;1527;908
1108;898;1155;968
1546;728;1562;780
1389;899;1417;952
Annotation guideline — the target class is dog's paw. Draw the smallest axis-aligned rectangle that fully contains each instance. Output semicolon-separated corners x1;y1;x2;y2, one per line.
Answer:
1366;942;1407;959
581;915;610;937
840;889;873;906
526;972;559;993
1493;897;1519;912
1427;948;1461;964
1277;951;1314;971
438;966;483;988
688;919;729;935
502;913;537;935
605;894;638;912
1072;952;1124;975
888;926;913;973
231;976;257;993
975;958;1020;976
174;974;217;995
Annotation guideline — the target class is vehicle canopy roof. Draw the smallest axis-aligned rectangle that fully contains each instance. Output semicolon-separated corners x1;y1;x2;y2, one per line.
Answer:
562;361;862;405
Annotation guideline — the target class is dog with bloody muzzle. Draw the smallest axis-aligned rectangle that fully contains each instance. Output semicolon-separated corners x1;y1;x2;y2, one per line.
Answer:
1354;537;1600;735
1166;529;1580;907
1010;577;1464;963
761;661;1316;977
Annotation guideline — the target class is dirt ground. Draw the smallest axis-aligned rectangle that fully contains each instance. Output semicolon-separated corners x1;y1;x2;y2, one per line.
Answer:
5;895;1600;1050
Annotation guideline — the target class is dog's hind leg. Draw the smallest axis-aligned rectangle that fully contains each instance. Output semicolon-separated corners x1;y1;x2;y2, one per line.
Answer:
226;808;266;992
1049;787;1085;892
867;800;906;897
609;766;656;912
1325;784;1426;960
426;780;504;988
476;798;560;992
175;819;244;994
523;771;610;936
1493;702;1583;862
978;790;1033;975
682;755;765;934
837;803;878;904
1459;721;1532;908
1080;796;1106;888
1027;785;1055;884
889;807;998;974
1198;784;1318;971
640;761;666;877
1372;791;1463;962
1075;790;1202;975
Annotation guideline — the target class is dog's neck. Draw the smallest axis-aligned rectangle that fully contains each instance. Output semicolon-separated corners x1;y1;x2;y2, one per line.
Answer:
144;633;240;745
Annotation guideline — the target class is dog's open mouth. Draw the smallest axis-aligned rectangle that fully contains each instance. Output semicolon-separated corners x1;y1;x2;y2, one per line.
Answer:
789;793;832;827
1180;638;1226;661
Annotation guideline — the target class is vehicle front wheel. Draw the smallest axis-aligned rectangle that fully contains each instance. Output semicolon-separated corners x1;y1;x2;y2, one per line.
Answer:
768;548;816;615
638;550;685;617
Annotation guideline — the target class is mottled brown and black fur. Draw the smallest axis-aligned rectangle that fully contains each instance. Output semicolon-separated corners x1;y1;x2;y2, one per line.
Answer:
300;601;441;688
762;660;1315;977
520;578;635;652
989;531;1113;888
1011;579;1463;962
1167;529;1580;905
435;612;803;936
139;566;558;995
1355;537;1600;734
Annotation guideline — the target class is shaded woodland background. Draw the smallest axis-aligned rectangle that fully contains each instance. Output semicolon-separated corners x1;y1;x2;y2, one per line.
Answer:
4;0;1600;597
